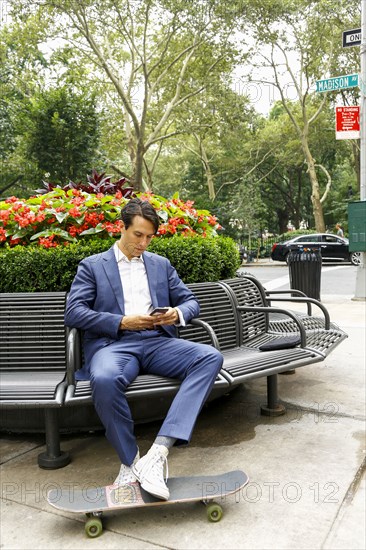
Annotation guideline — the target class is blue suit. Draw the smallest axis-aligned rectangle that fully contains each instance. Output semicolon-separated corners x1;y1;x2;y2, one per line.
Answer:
65;246;223;465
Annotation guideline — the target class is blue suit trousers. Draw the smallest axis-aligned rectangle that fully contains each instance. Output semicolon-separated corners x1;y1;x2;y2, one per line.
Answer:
89;330;223;466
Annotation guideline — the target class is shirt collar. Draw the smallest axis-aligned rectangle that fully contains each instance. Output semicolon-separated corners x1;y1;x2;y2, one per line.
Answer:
113;242;144;264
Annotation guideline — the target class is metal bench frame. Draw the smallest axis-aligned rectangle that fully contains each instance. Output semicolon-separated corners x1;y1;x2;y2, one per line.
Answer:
1;282;347;468
224;276;347;357
0;293;70;469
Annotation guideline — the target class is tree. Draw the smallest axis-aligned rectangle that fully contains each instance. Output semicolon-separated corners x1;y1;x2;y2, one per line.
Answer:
157;83;256;201
243;0;360;232
26;87;100;183
243;99;344;233
8;0;242;191
0;2;54;194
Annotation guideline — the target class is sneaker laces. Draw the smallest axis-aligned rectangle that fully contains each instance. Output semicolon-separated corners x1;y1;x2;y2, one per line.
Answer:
141;449;169;483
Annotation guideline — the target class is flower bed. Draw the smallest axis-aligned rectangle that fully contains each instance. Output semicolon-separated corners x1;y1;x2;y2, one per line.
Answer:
0;190;221;248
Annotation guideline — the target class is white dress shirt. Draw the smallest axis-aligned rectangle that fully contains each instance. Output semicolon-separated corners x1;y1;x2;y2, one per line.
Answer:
113;244;185;325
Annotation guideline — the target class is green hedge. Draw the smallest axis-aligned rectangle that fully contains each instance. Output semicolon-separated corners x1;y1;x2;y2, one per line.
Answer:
0;235;240;292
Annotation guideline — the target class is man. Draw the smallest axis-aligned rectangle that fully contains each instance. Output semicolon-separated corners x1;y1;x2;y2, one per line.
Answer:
336;223;344;238
65;198;223;500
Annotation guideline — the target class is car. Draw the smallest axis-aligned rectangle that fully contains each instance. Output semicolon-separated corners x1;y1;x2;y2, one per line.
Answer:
270;233;361;266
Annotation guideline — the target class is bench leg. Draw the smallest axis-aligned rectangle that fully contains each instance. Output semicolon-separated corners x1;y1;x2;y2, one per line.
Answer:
38;409;71;469
260;374;286;417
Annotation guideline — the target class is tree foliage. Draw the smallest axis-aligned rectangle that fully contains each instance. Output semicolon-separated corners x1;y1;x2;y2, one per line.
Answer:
0;0;360;236
242;0;360;231
6;0;243;190
26;87;100;183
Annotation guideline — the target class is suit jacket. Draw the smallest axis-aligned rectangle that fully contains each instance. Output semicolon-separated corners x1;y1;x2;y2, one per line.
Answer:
64;246;200;378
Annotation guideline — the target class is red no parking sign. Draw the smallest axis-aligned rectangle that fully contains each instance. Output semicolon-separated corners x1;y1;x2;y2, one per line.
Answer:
335;106;360;139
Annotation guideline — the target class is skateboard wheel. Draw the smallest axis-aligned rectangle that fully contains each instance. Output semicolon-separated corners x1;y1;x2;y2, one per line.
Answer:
85;517;103;538
207;503;223;522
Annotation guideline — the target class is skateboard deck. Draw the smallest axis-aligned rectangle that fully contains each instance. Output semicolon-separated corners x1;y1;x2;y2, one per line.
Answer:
48;470;248;537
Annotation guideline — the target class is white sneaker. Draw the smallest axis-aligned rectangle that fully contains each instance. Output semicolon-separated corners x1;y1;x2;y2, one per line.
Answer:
113;451;140;486
132;444;169;500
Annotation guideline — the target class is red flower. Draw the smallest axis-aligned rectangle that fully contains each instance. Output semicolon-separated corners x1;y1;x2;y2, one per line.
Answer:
103;220;122;234
70;197;84;206
0;210;10;224
39;235;58;248
69;207;82;218
68;225;83;237
14;209;38;227
10;237;22;245
84;212;101;227
11;202;23;212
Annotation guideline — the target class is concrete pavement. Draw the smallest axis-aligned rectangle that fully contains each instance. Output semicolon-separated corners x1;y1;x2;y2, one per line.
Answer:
1;274;365;549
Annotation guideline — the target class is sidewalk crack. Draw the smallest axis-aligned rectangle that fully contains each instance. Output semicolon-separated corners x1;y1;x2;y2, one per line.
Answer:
320;456;366;549
282;401;366;422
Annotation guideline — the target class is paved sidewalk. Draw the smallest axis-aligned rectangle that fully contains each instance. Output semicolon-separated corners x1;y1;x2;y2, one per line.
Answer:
1;291;365;549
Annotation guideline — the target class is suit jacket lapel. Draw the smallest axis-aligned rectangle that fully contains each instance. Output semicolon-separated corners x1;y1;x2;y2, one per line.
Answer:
102;247;125;313
143;252;158;308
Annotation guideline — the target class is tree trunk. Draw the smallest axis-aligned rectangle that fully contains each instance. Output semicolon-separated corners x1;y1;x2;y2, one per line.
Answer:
301;139;325;232
295;166;303;228
201;150;216;200
131;140;146;192
277;209;289;234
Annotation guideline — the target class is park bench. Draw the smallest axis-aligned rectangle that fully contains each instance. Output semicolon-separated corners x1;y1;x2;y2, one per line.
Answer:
65;280;343;417
0;292;70;469
224;274;347;357
0;279;347;468
181;281;327;414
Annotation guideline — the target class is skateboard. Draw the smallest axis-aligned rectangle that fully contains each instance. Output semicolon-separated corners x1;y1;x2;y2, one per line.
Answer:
47;469;248;538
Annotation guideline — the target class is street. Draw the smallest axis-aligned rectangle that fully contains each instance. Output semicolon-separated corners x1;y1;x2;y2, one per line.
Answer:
238;262;358;297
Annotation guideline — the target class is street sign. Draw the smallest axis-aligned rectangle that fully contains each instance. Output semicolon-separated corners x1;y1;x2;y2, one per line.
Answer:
316;74;359;93
343;28;361;47
336;106;360;140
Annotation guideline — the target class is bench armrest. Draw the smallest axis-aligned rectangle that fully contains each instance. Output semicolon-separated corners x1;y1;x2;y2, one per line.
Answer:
66;327;82;384
262;296;330;330
182;318;221;350
237;305;307;347
264;289;312;315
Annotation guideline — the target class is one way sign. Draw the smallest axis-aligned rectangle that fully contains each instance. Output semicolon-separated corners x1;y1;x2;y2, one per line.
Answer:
343;28;361;48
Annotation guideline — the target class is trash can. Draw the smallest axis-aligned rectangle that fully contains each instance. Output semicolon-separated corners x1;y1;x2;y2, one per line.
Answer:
288;246;322;301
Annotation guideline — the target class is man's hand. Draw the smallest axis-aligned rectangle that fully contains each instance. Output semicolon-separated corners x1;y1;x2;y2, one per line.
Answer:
151;307;179;326
120;314;156;331
119;308;178;331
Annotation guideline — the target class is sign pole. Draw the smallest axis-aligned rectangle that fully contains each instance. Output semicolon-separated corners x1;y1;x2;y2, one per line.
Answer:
361;0;366;201
354;0;366;299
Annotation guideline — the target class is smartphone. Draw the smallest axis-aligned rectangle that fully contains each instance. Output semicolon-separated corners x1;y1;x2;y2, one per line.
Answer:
150;307;170;316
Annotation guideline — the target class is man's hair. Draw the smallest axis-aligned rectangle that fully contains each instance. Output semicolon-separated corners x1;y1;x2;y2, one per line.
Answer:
121;198;160;233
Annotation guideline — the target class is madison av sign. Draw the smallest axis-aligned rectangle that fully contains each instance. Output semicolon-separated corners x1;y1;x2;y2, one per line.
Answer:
316;74;359;93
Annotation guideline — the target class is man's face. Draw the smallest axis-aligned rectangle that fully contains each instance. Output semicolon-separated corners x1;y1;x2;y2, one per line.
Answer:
118;215;155;259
